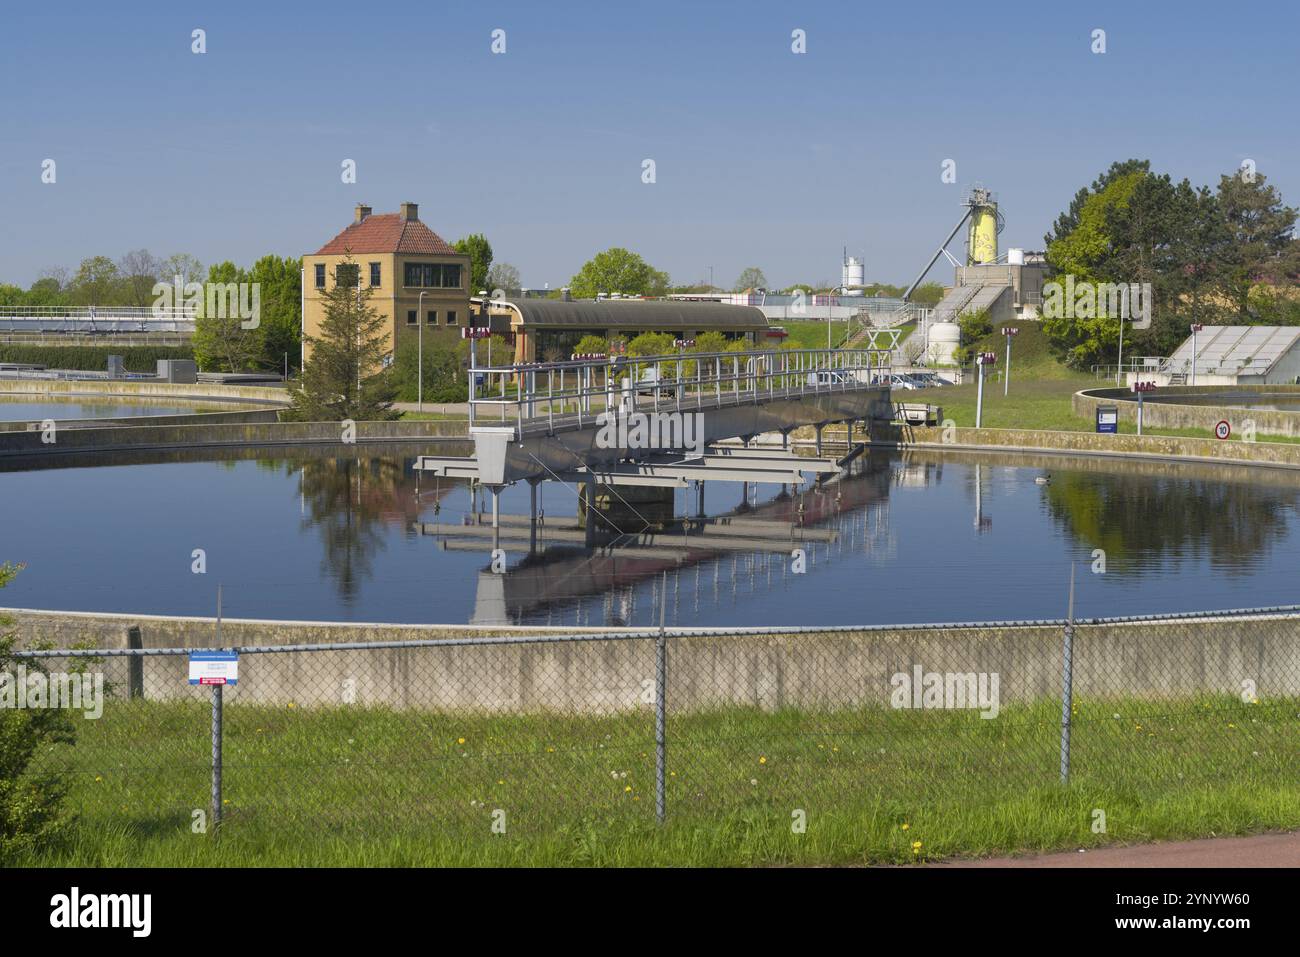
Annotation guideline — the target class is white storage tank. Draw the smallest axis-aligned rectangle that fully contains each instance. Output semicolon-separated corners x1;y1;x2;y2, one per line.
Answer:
842;255;865;293
927;321;962;366
1007;248;1025;265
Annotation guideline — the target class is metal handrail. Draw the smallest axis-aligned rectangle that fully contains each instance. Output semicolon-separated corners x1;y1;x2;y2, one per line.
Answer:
467;348;891;430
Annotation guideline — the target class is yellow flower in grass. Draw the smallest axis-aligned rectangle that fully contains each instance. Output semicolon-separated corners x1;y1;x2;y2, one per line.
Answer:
759;756;767;765
624;785;633;793
457;737;466;745
287;702;296;710
911;840;923;854
94;776;103;783
901;823;910;831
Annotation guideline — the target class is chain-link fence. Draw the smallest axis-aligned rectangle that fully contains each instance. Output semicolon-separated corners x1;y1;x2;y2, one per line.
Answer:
10;601;1299;861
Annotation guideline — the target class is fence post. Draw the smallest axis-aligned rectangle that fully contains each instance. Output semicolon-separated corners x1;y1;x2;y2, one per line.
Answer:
211;683;223;833
1060;564;1075;783
126;625;143;699
656;572;667;824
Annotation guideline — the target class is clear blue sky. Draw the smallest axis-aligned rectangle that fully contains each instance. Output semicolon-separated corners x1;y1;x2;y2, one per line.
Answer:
2;0;1295;291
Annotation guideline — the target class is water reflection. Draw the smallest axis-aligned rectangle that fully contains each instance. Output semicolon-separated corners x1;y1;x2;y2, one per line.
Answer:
3;445;1300;624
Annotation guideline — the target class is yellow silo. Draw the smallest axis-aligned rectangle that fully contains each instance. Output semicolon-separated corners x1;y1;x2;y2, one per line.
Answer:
966;188;998;265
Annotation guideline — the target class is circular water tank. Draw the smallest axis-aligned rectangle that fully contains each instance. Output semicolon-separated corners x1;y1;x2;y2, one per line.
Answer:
842;256;865;289
927;321;962;366
1007;248;1025;265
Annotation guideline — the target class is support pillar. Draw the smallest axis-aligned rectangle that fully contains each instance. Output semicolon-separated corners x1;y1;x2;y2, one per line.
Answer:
528;479;538;555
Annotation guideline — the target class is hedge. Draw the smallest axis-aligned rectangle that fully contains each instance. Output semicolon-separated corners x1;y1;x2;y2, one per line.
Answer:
0;345;194;373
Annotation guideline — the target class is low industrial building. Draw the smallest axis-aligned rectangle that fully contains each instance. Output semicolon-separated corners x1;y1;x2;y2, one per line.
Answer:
1138;325;1300;386
469;296;770;364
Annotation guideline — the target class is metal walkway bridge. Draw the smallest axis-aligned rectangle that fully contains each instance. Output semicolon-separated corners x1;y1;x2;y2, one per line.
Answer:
420;347;892;488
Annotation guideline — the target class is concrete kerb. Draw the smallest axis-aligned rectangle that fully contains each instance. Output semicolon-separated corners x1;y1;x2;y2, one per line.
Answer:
1074;384;1300;439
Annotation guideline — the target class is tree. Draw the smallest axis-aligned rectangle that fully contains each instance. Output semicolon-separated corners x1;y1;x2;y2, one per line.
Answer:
486;261;521;295
117;249;162;307
454;234;494;294
0;563;77;863
158;253;205;287
573;334;609;356
733;267;767;291
191;261;264;373
1044;159;1150;248
392;335;468;404
626;331;675;356
69;256;120;305
1215;172;1300;321
246;254;302;373
953;310;992;365
569;248;670;298
289;256;399;421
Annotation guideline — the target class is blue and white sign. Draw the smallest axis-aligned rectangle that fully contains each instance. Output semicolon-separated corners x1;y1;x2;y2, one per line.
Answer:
189;651;239;686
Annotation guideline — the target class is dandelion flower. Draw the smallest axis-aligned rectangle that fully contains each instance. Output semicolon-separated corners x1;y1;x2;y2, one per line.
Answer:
901;823;910;831
624;785;632;793
759;756;767;765
457;737;466;745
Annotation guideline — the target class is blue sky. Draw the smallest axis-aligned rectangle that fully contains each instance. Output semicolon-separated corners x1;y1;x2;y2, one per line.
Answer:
2;0;1295;291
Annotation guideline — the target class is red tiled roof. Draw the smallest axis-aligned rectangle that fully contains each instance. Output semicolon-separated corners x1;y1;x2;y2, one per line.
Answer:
313;213;458;256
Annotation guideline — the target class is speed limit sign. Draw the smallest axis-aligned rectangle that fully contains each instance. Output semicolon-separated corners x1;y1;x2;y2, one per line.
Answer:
1215;420;1231;440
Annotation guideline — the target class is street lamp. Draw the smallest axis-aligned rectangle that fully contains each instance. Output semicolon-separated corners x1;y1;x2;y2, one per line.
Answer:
1189;323;1203;387
417;290;427;412
1002;326;1019;396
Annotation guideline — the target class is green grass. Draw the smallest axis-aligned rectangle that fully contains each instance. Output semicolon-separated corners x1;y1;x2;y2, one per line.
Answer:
17;693;1297;867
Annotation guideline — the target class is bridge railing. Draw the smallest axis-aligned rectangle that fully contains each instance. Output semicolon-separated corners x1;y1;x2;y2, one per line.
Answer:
467;347;892;432
0;305;197;334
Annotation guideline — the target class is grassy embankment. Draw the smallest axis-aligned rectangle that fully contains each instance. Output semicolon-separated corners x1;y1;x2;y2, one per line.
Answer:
17;693;1296;867
918;323;1300;444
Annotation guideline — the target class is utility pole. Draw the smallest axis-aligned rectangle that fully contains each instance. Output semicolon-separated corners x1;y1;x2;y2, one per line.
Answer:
1190;323;1203;387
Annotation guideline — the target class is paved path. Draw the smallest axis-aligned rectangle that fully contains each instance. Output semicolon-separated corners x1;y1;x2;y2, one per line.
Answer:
934;831;1298;868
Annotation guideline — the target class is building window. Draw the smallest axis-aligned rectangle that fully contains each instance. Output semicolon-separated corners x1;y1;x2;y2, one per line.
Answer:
314;264;325;288
403;263;463;289
406;310;417;325
426;310;437;325
369;263;381;287
446;310;458;325
335;263;359;288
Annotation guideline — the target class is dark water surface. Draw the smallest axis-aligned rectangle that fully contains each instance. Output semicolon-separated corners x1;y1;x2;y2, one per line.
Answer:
2;448;1297;627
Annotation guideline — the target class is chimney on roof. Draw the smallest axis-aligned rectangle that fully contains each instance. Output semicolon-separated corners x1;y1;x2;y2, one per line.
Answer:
354;204;372;223
399;202;419;222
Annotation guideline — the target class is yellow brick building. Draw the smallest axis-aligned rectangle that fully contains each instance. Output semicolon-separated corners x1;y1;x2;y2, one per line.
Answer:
301;203;471;364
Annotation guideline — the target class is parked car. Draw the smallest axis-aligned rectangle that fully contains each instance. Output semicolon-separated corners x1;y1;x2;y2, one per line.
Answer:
806;369;854;387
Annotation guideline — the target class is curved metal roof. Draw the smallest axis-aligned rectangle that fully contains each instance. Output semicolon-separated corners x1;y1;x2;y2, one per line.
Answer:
488;298;768;331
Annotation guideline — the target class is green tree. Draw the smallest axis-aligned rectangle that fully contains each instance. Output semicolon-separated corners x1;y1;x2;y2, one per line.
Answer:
392;335;469;403
573;334;609;355
733;267;767;291
953;310;992;365
626;331;675;357
1045;159;1151;248
454;234;494;294
569;248;670;299
0;563;77;863
289;256;400;421
1215;171;1300;321
70;256;121;305
247;254;302;373
191;261;265;373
